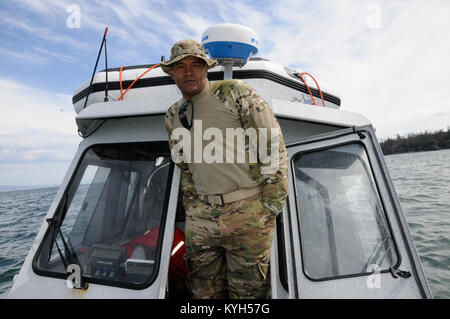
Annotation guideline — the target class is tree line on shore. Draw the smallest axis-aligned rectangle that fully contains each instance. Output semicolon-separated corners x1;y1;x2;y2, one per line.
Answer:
379;128;450;155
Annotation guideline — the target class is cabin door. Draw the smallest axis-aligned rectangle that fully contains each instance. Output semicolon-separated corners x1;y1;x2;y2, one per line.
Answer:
282;126;431;298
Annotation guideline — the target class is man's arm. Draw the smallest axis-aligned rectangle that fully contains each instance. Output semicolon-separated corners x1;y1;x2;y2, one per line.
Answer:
223;80;289;216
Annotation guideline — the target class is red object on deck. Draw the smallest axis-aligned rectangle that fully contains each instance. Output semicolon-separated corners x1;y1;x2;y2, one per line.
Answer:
123;227;188;289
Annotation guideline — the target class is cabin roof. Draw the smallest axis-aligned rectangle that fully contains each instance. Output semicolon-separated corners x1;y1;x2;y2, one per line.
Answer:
75;98;371;133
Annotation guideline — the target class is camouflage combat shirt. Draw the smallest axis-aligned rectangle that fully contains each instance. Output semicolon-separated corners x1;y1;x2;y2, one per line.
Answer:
165;79;288;216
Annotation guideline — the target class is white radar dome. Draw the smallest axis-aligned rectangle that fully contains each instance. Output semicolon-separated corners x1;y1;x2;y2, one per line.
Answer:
201;23;260;66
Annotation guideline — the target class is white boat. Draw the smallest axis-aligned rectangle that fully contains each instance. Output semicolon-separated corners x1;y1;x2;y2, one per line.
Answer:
4;24;432;299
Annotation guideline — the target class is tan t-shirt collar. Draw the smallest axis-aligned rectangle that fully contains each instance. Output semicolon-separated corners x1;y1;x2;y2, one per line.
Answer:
182;81;210;104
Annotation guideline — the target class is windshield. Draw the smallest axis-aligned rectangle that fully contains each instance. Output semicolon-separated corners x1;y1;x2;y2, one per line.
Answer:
33;142;172;288
293;143;398;280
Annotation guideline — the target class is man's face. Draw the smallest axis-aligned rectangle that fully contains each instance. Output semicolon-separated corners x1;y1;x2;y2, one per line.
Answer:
170;56;208;100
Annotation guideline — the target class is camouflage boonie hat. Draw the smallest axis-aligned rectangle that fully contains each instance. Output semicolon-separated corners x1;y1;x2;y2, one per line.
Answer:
160;39;217;75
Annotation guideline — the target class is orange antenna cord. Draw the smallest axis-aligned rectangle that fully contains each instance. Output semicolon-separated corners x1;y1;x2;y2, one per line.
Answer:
119;65;125;97
299;72;326;107
298;73;316;106
118;64;161;101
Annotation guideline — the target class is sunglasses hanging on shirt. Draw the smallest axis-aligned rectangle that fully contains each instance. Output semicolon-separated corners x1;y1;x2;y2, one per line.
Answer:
179;100;194;130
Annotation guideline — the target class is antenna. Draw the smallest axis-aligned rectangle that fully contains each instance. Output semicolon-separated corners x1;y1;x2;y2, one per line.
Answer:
202;24;260;80
83;26;109;110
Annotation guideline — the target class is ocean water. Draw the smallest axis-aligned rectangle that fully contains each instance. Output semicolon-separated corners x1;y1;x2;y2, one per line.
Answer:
384;149;450;299
0;187;56;295
0;149;449;298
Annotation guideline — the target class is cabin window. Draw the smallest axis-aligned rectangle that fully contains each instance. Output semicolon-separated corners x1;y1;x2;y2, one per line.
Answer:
33;142;173;289
293;143;398;280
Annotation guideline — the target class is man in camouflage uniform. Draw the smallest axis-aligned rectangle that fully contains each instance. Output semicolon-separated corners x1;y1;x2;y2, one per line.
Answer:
162;39;288;299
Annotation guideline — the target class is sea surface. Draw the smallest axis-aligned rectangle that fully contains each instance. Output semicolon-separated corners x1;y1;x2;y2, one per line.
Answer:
0;149;449;298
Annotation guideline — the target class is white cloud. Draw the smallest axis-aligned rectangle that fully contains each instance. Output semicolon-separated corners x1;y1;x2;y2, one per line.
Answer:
32;46;77;64
249;0;450;139
0;46;77;66
0;9;86;49
0;77;79;164
0;77;78;135
173;12;216;40
12;0;68;17
0;47;47;64
0;77;80;185
0;130;79;164
0;161;72;186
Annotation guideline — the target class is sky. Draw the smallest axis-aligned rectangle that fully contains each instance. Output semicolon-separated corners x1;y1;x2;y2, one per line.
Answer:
0;0;449;186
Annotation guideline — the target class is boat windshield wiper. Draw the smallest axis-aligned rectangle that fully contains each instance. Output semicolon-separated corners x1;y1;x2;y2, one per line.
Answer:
46;193;78;269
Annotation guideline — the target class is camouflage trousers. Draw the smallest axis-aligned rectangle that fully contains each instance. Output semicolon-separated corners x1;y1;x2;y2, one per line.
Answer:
184;193;277;299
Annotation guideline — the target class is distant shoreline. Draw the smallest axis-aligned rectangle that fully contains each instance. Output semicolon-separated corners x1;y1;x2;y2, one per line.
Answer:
0;185;58;193
380;128;450;155
383;148;447;156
